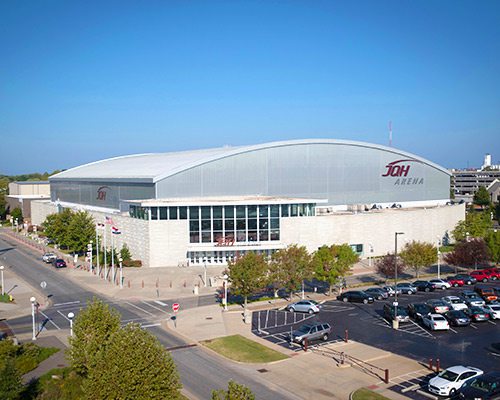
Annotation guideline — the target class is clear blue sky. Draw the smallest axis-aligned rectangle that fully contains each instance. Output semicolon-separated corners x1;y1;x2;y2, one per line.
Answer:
1;0;499;175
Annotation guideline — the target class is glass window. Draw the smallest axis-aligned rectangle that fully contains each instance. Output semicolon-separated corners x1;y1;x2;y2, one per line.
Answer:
248;231;258;241
236;205;246;218
281;204;289;217
169;207;178;219
179;207;188;219
201;220;211;231
160;207;168;220
150;207;158;220
291;204;298;217
202;232;211;243
259;205;268;217
259;230;269;241
259;219;268;230
189;206;199;219
189;221;199;231
247;205;257;218
225;220;235;231
213;231;224;243
189;232;200;243
224;206;234;218
270;218;279;229
213;206;222;219
213;219;223;231
201;206;211;219
270;230;280;241
270;205;279;217
248;218;257;230
236;219;246;230
236;230;246;242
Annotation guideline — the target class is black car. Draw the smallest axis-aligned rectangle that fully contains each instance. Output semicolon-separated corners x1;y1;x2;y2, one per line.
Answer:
407;303;431;321
337;291;374;304
364;288;388;300
413;280;436;292
458;371;500;399
444;310;471;327
52;259;67;268
450;274;477;285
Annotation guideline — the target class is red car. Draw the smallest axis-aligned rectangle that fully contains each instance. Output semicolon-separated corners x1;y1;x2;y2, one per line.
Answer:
447;277;464;287
482;267;500;280
470;270;490;283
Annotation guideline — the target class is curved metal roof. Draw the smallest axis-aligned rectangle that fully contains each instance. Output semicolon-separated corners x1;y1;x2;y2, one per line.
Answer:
50;139;450;183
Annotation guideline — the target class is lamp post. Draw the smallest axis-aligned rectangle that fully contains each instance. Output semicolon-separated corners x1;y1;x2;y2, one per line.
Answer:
15;218;19;233
436;236;441;279
68;312;74;336
87;242;93;274
119;257;123;288
222;273;228;311
0;265;4;296
368;243;374;268
393;232;404;330
203;257;207;287
30;296;37;340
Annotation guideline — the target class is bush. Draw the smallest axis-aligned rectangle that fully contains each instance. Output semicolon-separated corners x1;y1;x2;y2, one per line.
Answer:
123;259;142;268
36;367;84;400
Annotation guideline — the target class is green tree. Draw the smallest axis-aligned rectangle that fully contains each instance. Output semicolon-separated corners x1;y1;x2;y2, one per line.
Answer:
473;186;491;207
120;243;132;261
452;211;493;241
37;369;84;400
83;323;182;400
66;211;95;254
312;244;358;295
67;298;121;376
485;230;500;264
270;245;312;298
42;209;73;249
10;207;23;224
400;241;437;278
0;358;23;400
212;381;255;400
227;252;267;312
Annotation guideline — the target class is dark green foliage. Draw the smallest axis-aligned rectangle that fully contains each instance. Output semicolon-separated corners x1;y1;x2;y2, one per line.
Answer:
82;323;182;400
452;211;493;241
10;208;23;224
211;381;255;400
36;368;84;400
473;186;491;207
400;241;438;278
0;358;23;400
269;245;312;297
120;243;132;261
42;209;94;253
485;230;500;264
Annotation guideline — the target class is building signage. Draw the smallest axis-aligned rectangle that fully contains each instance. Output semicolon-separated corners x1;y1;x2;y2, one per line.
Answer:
382;159;424;186
215;237;235;246
96;186;110;201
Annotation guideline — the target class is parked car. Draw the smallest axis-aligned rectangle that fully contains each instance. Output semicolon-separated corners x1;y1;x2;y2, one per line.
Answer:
42;252;57;263
481;267;500;280
447;276;465;287
337;291;374;304
426;299;450;314
407;303;431;322
458;371;500;399
442;296;468;311
364;287;389;300
452;274;477;285
422;313;450;331
444;310;471;327
484;304;500;320
52;259;67;268
395;283;417;295
460;291;486;307
380;286;401;296
464;306;491;322
413;280;436;292
474;285;498;303
470;270;490;283
289;322;331;344
429;279;451;290
383;303;410;323
286;300;321;314
428;365;483;397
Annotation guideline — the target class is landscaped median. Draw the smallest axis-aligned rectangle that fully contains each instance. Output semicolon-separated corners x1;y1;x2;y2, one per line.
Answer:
201;334;288;363
351;388;390;400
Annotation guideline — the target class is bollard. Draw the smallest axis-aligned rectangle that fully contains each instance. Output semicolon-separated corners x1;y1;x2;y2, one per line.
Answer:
429;358;433;371
340;352;345;365
169;281;172;288
436;358;440;373
384;369;389;384
156;278;159;288
303;338;308;352
142;280;144;288
183;281;186;287
128;280;130;288
345;329;348;343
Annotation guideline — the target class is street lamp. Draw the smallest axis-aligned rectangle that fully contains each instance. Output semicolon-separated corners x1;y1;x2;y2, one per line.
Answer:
436;236;441;279
67;312;75;336
393;232;405;330
0;265;4;296
222;273;228;311
119;257;123;288
87;242;93;274
368;243;374;268
30;296;37;341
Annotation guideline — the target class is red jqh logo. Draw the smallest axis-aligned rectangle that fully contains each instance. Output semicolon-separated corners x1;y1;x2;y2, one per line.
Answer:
382;159;416;177
96;186;110;201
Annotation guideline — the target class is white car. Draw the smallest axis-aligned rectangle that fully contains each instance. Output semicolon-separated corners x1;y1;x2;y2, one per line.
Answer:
442;296;468;311
484;304;500;319
429;279;451;290
42;252;57;263
422;313;450;331
428;365;483;397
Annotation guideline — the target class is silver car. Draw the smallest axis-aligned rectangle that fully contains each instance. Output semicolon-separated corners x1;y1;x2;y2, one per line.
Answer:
290;322;331;344
42;252;57;263
286;300;321;314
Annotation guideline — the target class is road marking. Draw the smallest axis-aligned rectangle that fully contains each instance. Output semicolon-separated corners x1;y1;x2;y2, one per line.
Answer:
53;300;80;307
39;310;61;330
57;310;71;321
153;300;168;306
487;320;496;325
449;327;458;333
470;323;478;329
140;300;170;314
141;323;161;328
125;301;155;316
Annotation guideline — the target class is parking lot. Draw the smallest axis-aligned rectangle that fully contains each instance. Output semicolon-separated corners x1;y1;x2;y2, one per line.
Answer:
251;282;499;383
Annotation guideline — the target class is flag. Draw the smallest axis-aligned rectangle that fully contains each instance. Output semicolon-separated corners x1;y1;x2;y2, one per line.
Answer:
105;216;114;225
111;226;121;235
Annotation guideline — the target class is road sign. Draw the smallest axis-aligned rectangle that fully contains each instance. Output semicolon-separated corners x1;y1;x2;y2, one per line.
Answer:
40;281;47;289
172;303;180;313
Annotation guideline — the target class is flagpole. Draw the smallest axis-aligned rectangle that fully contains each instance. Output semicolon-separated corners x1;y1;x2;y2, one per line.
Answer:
96;224;100;278
104;225;107;281
111;232;115;284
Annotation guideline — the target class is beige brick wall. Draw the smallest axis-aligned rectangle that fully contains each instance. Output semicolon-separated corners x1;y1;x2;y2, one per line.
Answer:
149;220;189;267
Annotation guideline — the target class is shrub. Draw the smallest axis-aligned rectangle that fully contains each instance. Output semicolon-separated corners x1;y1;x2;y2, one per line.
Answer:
123;259;142;268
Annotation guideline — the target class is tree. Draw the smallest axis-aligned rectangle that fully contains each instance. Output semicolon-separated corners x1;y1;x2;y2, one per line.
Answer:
212;381;255;400
83;323;182;400
444;238;490;269
10;207;23;224
312;244;358;295
473;186;491;207
485;230;500;264
375;254;405;281
399;241;437;278
66;211;95;254
67;298;121;376
227;252;267;312
120;243;132;261
42;209;73;249
451;211;493;241
269;245;312;298
0;358;23;400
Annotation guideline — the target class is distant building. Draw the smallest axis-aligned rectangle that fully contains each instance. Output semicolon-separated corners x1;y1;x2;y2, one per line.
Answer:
488;179;500;204
6;181;50;221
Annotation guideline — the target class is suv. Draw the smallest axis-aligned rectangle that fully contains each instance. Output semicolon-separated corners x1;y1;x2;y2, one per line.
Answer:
395;283;417;295
475;285;498;302
458;371;500;399
286;300;321;314
290;322;331;344
470;270;490;283
482;267;500;280
413;280;436;292
337;291;374;304
383;303;410;323
407;303;431;321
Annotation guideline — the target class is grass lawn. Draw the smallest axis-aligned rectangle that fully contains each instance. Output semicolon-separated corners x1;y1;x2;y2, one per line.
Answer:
202;334;288;363
352;388;390;400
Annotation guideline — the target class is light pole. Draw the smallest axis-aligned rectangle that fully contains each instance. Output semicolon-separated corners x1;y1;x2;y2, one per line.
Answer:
0;265;4;296
68;312;74;336
368;243;374;268
15;218;19;233
30;296;37;341
119;257;123;288
436;236;441;279
222;273;228;311
393;232;404;330
87;242;93;274
203;257;207;287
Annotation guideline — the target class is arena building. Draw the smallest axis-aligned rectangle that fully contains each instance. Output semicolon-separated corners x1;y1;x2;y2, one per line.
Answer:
31;139;464;267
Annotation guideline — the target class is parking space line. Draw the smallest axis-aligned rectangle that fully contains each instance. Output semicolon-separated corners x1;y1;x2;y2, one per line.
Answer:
140;300;170;314
487;320;496;325
470;323;478;329
39;310;61;330
449;327;458;333
57;310;71;322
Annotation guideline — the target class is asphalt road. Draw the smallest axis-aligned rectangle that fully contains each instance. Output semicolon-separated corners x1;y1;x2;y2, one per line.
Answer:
0;233;298;400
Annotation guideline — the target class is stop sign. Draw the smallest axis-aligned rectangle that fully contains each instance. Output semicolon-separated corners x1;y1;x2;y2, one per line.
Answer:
172;303;180;313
